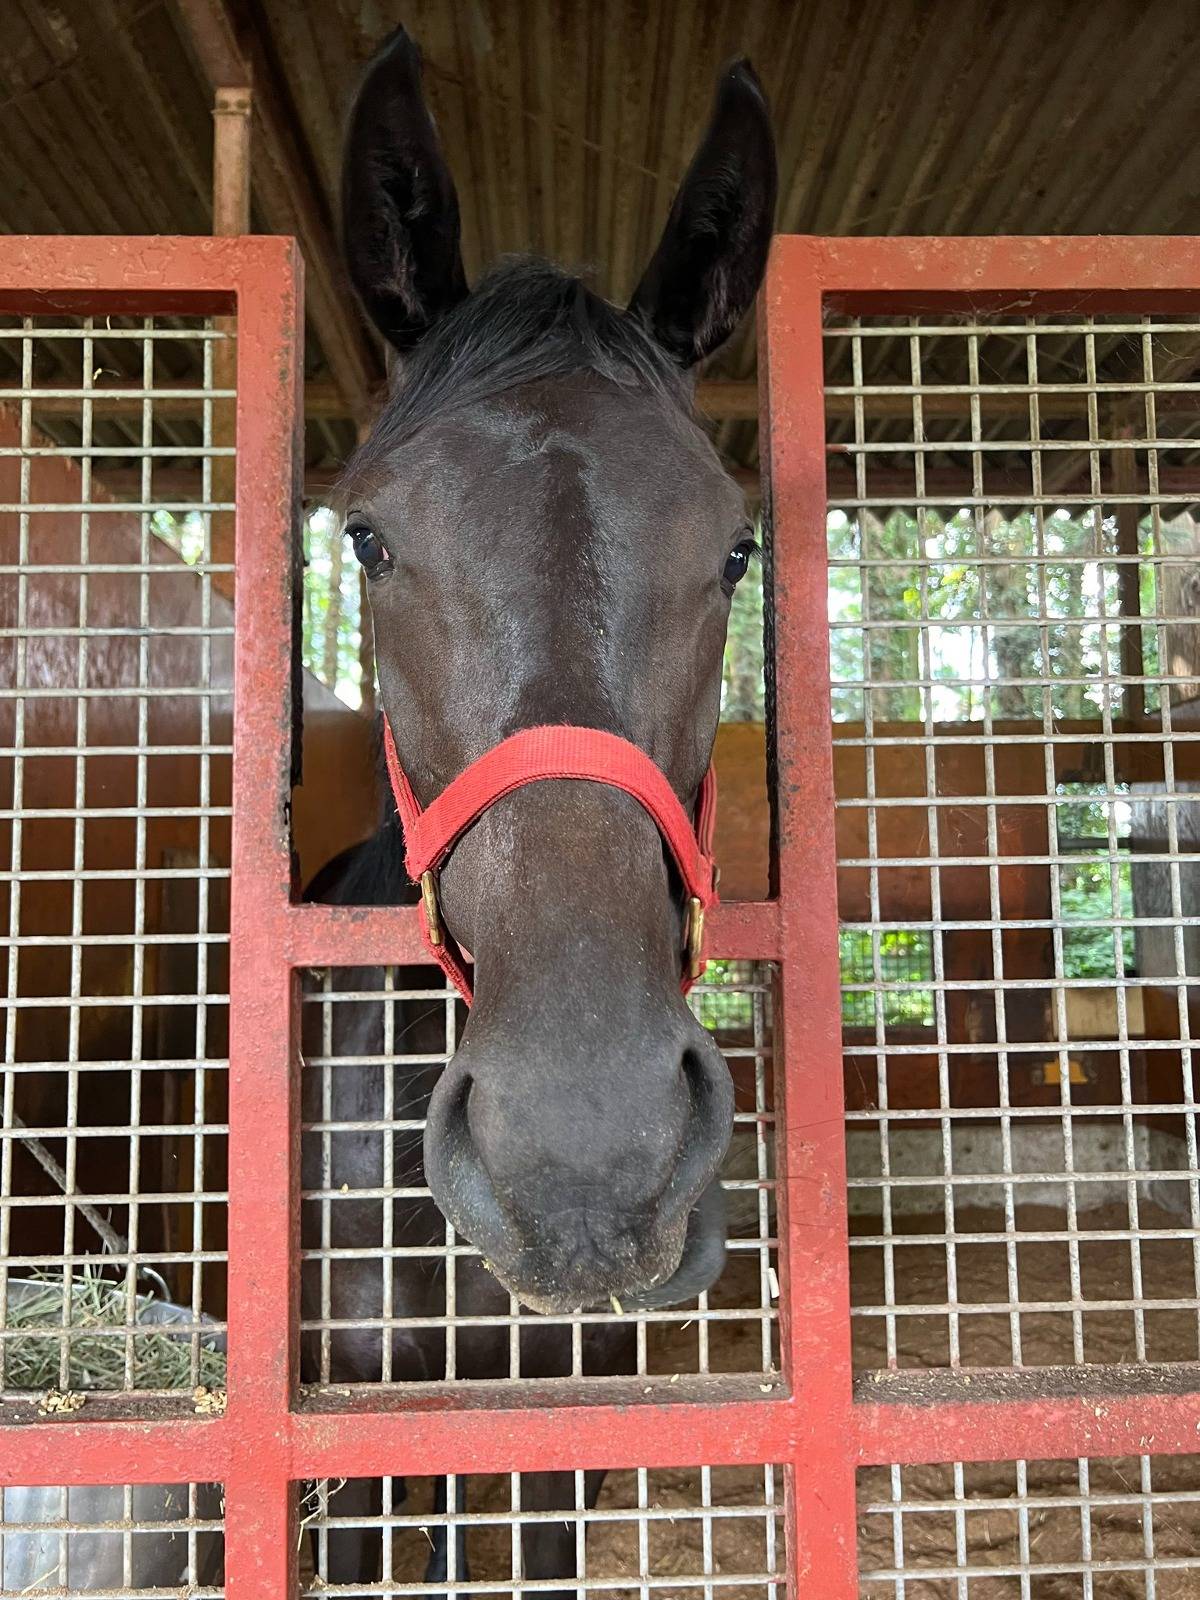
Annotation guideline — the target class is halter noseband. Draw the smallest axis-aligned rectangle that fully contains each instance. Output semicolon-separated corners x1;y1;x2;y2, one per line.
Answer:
382;721;719;1005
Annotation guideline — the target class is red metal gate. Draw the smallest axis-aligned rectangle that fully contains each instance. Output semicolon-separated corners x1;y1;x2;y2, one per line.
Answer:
3;234;1200;1596
774;236;1200;1593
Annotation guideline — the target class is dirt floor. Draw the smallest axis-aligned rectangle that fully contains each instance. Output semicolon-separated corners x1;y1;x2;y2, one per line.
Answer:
856;1452;1200;1598
300;1207;1200;1595
850;1201;1200;1595
849;1201;1200;1370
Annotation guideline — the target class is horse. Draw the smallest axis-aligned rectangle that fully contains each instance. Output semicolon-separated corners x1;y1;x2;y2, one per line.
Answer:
298;21;775;1591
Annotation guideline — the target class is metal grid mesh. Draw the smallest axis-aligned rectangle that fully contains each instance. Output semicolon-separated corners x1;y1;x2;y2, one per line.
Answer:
0;1480;223;1595
299;962;778;1386
0;316;232;1394
858;1455;1200;1595
829;313;1200;1371
300;1465;782;1598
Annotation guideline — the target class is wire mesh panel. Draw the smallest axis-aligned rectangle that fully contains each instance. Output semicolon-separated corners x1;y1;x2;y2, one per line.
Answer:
298;962;778;1386
858;1455;1200;1596
0;1481;224;1596
300;1465;783;1599
827;312;1200;1373
0;312;233;1395
16;233;1200;1600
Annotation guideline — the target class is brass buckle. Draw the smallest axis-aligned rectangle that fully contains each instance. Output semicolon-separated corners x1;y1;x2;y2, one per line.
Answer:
420;869;443;947
685;895;706;981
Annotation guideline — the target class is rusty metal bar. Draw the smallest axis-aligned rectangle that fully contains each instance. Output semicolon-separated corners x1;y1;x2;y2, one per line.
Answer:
760;260;859;1593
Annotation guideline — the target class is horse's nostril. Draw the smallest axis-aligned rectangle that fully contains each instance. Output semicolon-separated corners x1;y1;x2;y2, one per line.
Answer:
424;1063;477;1190
450;1068;472;1123
434;1066;470;1139
424;1059;515;1272
680;1043;715;1111
681;1035;734;1135
661;1029;735;1218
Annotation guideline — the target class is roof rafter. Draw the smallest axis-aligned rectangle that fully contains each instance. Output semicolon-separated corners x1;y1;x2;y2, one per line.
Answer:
171;0;380;426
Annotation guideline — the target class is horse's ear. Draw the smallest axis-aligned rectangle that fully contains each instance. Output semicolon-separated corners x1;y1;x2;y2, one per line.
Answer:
628;60;776;368
342;26;468;354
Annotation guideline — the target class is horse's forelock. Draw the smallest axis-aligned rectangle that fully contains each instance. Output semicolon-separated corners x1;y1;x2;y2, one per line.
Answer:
335;257;691;502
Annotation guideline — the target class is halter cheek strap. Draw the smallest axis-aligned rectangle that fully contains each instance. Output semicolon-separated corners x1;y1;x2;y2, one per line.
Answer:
382;720;719;1005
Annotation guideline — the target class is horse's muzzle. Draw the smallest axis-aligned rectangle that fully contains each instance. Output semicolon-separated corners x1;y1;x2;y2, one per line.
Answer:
421;1011;734;1314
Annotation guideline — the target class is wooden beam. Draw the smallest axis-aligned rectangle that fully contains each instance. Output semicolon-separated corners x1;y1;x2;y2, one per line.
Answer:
172;0;379;425
24;377;752;426
300;379;362;421
63;456;1200;508
358;378;1193;430
1040;333;1200;496
823;459;1200;503
39;366;1200;435
825;390;1115;422
21;378;355;423
90;465;337;500
695;379;759;421
698;382;1200;424
40;374;1200;431
172;0;246;88
85;460;761;504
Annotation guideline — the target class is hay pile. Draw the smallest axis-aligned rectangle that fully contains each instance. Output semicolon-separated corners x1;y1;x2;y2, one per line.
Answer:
3;1271;226;1392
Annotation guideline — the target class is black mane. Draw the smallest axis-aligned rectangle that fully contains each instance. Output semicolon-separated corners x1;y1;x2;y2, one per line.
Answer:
339;258;691;497
301;710;415;905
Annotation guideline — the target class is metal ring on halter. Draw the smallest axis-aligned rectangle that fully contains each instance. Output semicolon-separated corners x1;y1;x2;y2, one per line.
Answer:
685;896;707;981
420;869;443;947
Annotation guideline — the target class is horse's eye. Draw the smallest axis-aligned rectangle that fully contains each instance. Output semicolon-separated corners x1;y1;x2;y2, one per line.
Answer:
722;538;757;592
347;522;391;578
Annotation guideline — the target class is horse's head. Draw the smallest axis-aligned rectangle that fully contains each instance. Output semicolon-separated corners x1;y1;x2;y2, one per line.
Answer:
339;27;776;1314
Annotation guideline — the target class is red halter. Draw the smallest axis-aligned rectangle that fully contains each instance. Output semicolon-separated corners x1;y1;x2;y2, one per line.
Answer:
382;720;719;1005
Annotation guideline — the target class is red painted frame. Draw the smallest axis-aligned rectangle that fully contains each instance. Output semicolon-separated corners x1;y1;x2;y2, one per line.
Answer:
2;235;1200;1599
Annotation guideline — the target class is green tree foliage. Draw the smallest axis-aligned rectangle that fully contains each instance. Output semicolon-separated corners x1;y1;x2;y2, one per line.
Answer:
829;505;1149;1007
150;505;368;707
302;508;365;706
721;550;766;721
1056;788;1137;979
827;505;1155;726
840;928;935;1028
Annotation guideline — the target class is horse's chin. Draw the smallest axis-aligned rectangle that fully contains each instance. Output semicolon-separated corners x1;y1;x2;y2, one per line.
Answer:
511;1181;728;1316
622;1180;728;1310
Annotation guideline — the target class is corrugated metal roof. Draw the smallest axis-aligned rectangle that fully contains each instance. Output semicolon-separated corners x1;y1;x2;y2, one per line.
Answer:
3;0;1200;480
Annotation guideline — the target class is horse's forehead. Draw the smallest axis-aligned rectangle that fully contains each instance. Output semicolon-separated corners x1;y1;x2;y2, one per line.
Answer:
395;372;662;454
388;378;730;519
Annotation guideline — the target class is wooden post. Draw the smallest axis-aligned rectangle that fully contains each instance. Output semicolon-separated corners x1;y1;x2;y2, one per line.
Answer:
212;85;252;234
210;85;251;596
